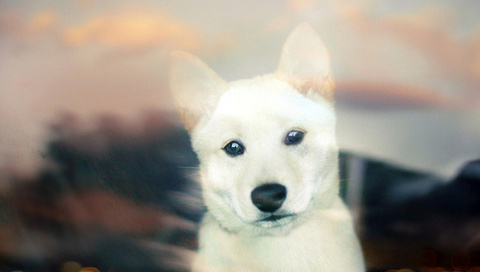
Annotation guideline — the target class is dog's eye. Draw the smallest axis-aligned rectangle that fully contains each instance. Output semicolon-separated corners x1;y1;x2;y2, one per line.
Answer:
223;141;245;156
285;130;305;145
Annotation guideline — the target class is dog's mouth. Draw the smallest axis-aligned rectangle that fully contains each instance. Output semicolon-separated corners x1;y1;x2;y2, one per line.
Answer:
255;214;296;226
260;214;293;222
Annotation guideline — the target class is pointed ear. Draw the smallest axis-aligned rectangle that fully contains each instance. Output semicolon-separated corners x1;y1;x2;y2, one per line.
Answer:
276;23;334;101
169;51;228;131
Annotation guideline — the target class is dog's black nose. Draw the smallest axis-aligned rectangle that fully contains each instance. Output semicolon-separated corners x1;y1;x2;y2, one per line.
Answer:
251;183;287;213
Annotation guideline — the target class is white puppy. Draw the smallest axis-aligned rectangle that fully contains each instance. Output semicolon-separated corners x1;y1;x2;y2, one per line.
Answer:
169;23;365;272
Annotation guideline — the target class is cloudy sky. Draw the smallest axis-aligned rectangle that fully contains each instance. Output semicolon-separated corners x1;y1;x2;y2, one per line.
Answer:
0;0;479;178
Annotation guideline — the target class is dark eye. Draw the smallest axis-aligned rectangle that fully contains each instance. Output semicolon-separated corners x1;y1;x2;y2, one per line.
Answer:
285;130;305;145
223;141;245;156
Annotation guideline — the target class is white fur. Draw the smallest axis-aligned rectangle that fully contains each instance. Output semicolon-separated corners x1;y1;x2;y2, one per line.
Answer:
169;23;365;272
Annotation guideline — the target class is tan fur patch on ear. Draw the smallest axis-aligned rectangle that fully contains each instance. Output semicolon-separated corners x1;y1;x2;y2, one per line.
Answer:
178;107;198;132
280;74;335;101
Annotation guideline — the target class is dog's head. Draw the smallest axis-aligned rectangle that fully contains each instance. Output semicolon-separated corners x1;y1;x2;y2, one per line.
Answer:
169;24;339;235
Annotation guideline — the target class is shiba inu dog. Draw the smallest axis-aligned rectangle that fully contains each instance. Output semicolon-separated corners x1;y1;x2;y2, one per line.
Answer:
169;23;365;272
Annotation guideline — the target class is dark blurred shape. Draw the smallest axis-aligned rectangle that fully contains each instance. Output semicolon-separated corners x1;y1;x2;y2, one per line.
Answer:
0;110;201;272
360;155;480;271
45;112;199;214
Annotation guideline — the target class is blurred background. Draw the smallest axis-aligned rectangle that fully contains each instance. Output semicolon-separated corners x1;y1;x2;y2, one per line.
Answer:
0;0;479;271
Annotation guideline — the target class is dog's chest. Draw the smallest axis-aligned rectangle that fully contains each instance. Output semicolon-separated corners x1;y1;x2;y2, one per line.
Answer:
196;201;362;272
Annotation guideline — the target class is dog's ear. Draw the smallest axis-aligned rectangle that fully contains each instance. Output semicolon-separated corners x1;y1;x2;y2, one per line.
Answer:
276;23;334;101
169;51;228;131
